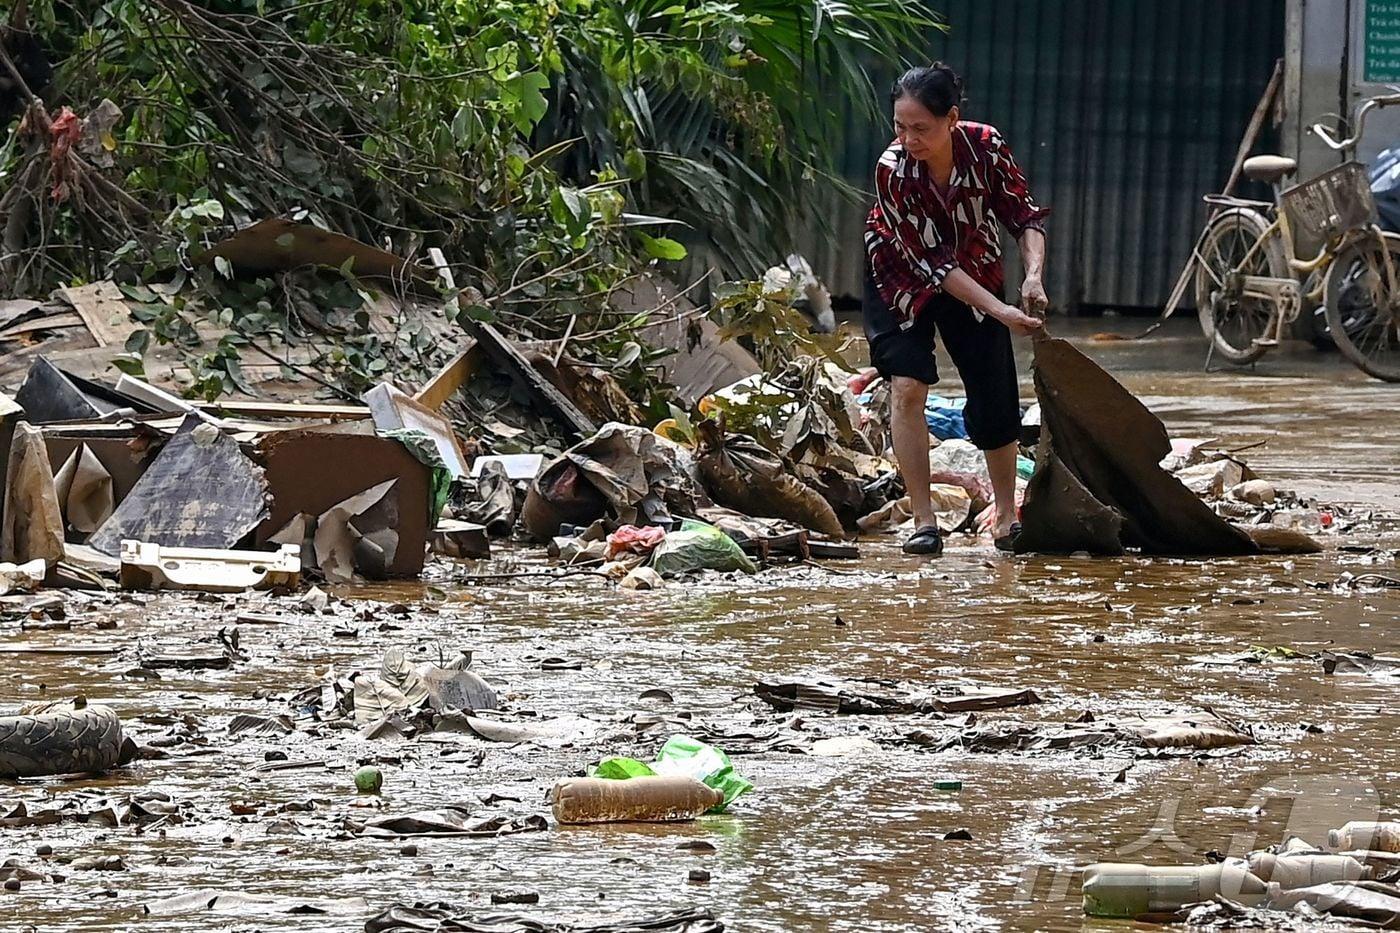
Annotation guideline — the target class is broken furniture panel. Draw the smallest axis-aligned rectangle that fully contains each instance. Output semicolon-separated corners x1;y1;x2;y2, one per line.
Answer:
254;428;430;577
13;356;156;424
1017;336;1256;557
87;415;268;557
363;382;469;479
119;541;301;592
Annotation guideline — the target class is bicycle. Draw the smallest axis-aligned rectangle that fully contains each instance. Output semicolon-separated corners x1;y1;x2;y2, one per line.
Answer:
1194;92;1400;382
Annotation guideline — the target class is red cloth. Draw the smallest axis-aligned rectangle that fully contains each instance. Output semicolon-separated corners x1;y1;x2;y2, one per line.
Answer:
48;107;82;202
605;524;667;560
864;122;1049;328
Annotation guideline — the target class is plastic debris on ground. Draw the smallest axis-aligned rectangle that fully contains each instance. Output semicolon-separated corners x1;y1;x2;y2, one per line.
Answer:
590;734;754;812
650;519;757;577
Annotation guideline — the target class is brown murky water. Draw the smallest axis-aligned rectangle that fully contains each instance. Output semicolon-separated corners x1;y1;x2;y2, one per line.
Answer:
2;323;1397;932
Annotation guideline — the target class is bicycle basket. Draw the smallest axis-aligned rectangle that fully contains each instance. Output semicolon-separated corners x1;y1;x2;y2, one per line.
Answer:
1281;161;1377;260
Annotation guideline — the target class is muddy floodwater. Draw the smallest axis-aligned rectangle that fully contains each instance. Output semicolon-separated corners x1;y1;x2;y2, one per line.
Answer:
3;322;1398;932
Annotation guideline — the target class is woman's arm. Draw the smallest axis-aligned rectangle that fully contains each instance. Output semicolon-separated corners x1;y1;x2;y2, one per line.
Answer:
1018;228;1048;314
943;268;1042;335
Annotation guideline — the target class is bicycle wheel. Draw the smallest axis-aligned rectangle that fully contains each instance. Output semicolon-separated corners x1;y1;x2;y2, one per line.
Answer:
1324;231;1400;382
1194;208;1288;364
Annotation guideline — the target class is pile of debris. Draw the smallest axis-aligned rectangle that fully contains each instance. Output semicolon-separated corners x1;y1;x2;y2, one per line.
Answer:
0;246;907;598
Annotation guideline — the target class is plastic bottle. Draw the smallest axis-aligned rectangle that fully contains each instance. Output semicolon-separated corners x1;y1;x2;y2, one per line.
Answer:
1328;821;1400;853
552;775;724;824
1246;852;1370;888
1082;861;1275;918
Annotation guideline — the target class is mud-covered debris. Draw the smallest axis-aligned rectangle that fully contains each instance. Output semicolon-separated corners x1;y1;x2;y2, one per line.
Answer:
351;808;546;838
364;906;724;933
143;889;370;916
227;714;294;737
911;708;1255;757
1319;651;1400;676
753;679;1040;715
1017;336;1257;557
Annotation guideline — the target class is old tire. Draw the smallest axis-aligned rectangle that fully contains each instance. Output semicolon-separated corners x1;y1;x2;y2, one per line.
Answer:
0;704;126;778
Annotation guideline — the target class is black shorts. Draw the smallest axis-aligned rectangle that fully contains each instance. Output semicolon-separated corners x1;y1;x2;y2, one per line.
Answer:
862;273;1022;451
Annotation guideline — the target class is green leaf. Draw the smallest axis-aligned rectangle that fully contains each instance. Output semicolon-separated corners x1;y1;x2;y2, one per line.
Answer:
639;233;687;261
459;303;496;323
214;256;233;279
615;341;641;368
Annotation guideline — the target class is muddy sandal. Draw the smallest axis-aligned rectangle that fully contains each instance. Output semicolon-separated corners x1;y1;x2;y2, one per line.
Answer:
994;522;1023;553
902;525;944;556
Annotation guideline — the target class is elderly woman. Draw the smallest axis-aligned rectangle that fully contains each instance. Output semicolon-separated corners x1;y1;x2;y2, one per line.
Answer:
864;62;1050;556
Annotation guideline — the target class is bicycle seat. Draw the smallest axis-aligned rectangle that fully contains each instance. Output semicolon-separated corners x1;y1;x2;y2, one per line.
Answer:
1242;155;1297;184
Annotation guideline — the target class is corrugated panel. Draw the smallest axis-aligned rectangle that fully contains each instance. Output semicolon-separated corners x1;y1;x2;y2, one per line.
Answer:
802;0;1285;310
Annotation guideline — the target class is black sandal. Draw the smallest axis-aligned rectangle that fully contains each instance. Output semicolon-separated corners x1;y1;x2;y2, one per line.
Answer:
994;521;1023;553
902;525;944;556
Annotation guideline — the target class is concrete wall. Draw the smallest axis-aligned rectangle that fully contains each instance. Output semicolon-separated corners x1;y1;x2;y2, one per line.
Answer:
1286;0;1400;177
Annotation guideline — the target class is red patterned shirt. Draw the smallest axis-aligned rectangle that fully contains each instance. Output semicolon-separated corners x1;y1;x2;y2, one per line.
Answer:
865;122;1049;329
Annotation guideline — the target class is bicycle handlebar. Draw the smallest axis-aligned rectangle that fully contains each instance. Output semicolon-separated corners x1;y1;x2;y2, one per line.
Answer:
1312;92;1400;152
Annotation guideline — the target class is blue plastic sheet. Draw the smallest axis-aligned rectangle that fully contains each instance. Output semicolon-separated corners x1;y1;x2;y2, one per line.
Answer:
924;395;969;441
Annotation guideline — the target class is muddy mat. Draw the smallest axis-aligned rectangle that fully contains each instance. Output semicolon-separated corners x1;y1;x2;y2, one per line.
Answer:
1016;335;1257;557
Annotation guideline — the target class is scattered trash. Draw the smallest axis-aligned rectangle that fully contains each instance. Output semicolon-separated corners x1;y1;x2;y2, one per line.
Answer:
552;775;724;824
754;679;1040;715
591;735;753;813
620;566;665;590
650;520;757;577
1330;821;1400;852
429;520;490;560
1082;861;1274;918
355;766;383;795
352;809;546;838
0;559;46;597
364;906;723;933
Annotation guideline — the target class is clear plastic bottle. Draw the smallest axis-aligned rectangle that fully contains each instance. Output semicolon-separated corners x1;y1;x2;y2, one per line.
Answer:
1082;861;1275;918
1328;821;1400;853
552;775;724;824
1247;852;1370;888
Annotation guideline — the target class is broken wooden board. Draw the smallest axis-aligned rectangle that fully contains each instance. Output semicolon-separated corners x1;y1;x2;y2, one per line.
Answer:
1017;335;1256;557
613;277;760;406
458;319;597;441
58;281;140;348
413;343;480;412
87;415;268;557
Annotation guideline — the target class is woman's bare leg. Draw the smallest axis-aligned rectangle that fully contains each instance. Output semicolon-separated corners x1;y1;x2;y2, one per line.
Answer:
891;376;935;528
984;440;1020;538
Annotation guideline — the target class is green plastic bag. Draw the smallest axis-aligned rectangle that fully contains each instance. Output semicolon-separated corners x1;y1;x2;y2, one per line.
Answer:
382;428;453;521
650;520;757;577
591;735;753;813
591;756;656;781
653;735;753;810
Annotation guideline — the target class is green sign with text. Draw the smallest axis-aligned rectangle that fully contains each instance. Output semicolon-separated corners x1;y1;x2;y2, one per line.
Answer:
1367;0;1400;83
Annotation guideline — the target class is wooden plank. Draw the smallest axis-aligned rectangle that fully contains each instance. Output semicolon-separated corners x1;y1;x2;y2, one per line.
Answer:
58;281;139;348
0;312;83;339
190;400;370;420
462;321;597;441
413;342;480;411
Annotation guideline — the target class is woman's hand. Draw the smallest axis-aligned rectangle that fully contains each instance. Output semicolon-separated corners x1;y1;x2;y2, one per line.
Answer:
990;301;1043;336
1020;274;1049;315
